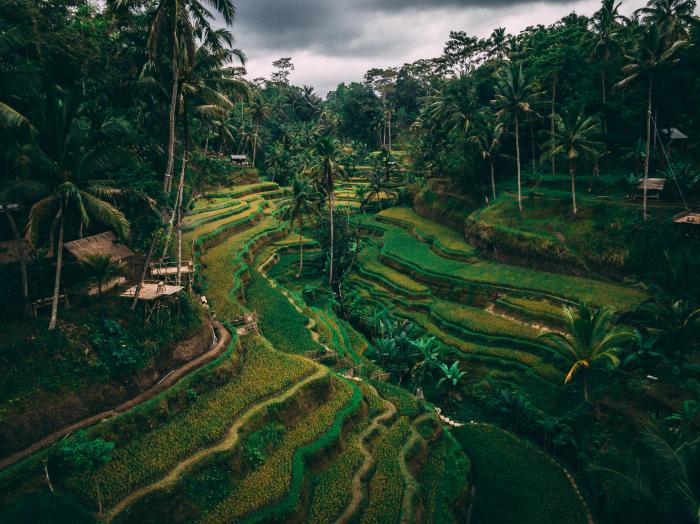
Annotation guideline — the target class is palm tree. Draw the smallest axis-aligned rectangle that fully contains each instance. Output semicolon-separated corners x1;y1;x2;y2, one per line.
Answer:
111;0;237;194
637;0;699;39
468;113;505;201
588;0;627;132
247;93;270;165
543;112;604;214
309;136;345;287
589;418;700;524
80;255;126;294
487;27;509;62
280;178;319;277
21;83;131;330
492;62;540;212
615;24;688;221
539;303;641;402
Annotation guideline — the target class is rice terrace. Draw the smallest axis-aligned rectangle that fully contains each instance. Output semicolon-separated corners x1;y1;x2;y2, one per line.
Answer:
1;0;700;523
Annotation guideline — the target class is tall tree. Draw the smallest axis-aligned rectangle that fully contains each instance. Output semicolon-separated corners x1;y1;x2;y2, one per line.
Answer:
468;113;505;201
114;0;237;193
309;136;345;287
543;112;604;214
280;178;319;277
615;24;688;220
492;62;540;212
588;0;627;133
539;303;641;401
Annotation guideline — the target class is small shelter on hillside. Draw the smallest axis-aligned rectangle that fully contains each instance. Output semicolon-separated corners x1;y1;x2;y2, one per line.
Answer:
64;231;135;294
635;178;667;200
230;154;250;167
120;282;184;325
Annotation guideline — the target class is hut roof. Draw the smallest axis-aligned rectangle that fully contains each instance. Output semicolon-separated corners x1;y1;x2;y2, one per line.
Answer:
64;231;134;263
230;154;248;160
662;127;688;140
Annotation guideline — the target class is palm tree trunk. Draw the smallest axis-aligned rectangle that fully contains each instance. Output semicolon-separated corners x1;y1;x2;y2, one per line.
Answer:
48;204;64;331
328;189;335;287
164;39;179;195
551;76;557;175
643;77;652;222
583;369;589;403
529;115;536;174
176;152;187;286
601;71;608;137
490;159;497;201
515;115;522;212
570;160;577;215
388;113;392;151
297;216;303;278
252;124;259;165
204;136;208;157
5;210;29;313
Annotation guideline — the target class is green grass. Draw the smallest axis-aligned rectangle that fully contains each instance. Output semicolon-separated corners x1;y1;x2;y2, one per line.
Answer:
204;182;279;199
453;423;588;524
353;215;645;311
201;377;359;523
419;429;471;524
466;193;680;270
361;417;410;524
377;206;477;259
182;200;249;231
245;272;319;355
64;336;314;509
356;245;431;298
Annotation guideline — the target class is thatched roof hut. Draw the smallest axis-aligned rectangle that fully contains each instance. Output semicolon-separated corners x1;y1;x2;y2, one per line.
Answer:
64;231;134;264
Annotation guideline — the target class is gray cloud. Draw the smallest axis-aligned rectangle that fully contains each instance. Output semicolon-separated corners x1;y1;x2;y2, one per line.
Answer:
225;0;647;94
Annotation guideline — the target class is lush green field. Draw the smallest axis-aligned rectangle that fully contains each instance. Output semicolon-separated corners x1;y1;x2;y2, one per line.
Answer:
353;215;646;310
454;424;589;524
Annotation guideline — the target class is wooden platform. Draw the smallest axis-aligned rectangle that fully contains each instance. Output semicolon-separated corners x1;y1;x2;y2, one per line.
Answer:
673;212;700;225
150;266;194;276
120;283;184;301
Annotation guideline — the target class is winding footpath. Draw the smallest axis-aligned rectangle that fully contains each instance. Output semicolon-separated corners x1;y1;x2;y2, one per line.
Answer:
0;320;231;473
334;384;397;524
104;364;329;522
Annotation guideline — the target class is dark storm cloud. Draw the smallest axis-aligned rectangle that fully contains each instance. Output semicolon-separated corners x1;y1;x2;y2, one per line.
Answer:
226;0;646;95
233;0;580;56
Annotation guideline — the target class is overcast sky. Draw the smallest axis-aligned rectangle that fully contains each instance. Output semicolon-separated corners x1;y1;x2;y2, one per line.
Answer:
226;0;648;96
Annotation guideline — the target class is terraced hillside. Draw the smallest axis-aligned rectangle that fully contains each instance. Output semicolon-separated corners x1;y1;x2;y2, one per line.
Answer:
0;184;472;524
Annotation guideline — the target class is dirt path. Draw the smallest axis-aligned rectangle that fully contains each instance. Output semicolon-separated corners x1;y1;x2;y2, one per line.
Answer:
104;365;329;522
0;320;231;473
334;385;397;524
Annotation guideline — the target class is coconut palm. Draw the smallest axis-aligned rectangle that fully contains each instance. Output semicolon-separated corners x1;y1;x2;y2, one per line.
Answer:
468;113;505;201
80;255;126;294
615;24;688;221
636;0;699;39
309;136;345;287
247;93;270;165
280;178;320;277
588;0;627;128
491;62;541;212
542;112;604;214
589;417;700;524
487;27;509;62
539;303;641;401
110;0;237;194
21;83;131;330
